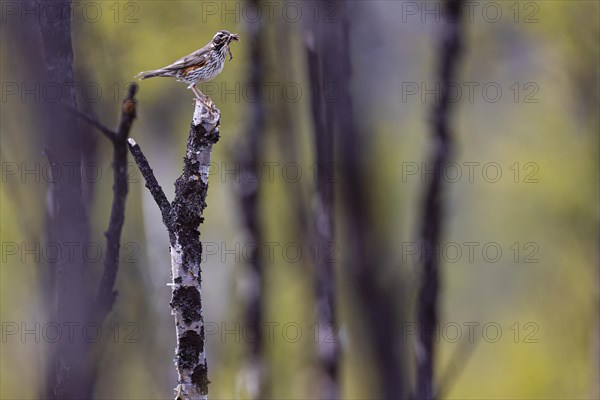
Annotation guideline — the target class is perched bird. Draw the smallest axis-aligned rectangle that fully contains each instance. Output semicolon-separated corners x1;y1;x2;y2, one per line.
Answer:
135;30;239;102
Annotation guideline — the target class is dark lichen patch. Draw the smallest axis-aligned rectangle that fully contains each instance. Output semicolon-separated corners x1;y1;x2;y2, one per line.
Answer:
179;230;201;268
191;362;210;395
174;276;183;284
177;330;202;370
171;286;202;325
199;325;205;353
172;184;205;227
206;129;220;144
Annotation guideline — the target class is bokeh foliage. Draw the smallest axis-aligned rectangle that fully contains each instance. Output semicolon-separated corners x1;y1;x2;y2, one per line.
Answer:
1;1;598;399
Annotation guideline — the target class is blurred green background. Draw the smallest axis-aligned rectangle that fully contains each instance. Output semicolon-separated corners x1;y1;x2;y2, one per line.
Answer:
1;1;598;399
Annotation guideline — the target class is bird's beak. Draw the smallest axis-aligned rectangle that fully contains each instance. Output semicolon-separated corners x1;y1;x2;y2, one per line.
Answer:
230;34;240;42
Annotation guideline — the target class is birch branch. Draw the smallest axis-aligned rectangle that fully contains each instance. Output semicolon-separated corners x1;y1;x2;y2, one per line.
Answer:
128;100;221;400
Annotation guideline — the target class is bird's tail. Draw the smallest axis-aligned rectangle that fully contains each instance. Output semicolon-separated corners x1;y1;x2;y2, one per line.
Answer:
134;69;167;80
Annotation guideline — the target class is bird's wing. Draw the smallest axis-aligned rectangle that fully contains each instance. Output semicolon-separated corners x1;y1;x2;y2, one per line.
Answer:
161;45;212;71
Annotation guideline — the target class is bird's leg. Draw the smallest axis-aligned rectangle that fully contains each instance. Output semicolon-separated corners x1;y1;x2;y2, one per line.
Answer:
188;84;203;100
192;85;215;107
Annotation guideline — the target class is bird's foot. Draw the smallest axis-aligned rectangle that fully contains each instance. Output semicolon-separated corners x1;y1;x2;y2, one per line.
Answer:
195;95;214;106
193;95;215;109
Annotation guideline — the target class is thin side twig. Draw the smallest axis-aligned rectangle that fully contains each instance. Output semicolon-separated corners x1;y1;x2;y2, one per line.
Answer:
95;83;139;320
64;103;117;142
127;138;172;229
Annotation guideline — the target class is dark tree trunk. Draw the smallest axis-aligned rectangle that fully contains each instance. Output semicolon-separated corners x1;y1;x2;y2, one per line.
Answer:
316;1;407;398
235;0;267;397
37;0;93;398
305;19;339;400
415;1;465;399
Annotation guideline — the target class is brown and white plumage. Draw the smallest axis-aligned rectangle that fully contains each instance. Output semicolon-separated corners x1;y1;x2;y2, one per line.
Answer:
135;30;239;100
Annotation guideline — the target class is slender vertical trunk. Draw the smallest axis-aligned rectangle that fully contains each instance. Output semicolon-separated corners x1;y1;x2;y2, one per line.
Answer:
128;101;221;399
236;1;267;396
415;1;464;399
305;22;339;400
38;0;92;397
317;1;407;398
